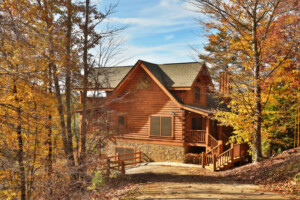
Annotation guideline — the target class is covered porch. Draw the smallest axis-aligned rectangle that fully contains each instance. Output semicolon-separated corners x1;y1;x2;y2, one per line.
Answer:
182;110;229;149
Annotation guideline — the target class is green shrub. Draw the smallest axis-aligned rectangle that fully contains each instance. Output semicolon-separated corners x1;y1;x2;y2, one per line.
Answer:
88;171;106;191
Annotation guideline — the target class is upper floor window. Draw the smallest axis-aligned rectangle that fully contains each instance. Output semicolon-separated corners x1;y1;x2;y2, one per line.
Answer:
150;116;172;137
118;116;125;126
195;86;200;100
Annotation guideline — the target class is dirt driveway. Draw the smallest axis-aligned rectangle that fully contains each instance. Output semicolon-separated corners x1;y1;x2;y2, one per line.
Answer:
126;163;298;200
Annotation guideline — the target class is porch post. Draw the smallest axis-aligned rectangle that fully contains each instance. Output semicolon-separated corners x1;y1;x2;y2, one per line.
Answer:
182;109;186;141
206;117;210;145
218;125;222;140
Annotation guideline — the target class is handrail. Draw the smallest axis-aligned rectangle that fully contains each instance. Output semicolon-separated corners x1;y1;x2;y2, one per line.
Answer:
216;148;233;169
218;147;232;157
208;133;218;142
206;143;221;155
208;133;218;148
205;143;222;165
108;151;141;159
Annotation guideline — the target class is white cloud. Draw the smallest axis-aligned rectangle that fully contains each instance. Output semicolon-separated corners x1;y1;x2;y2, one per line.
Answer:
99;0;209;66
158;0;180;8
118;41;205;66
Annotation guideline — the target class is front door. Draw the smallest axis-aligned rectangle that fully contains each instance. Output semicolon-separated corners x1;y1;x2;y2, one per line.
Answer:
191;117;202;130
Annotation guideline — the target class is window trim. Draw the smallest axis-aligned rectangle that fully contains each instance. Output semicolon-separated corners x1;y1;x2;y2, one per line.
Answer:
149;115;174;138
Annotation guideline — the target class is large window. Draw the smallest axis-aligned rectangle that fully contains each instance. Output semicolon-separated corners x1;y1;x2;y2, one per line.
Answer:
150;116;172;137
195;86;200;100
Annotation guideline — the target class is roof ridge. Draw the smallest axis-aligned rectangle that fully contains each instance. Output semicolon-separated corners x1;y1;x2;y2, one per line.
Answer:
102;65;133;68
160;61;202;65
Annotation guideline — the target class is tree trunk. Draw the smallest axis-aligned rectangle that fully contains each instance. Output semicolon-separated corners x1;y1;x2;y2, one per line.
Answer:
252;1;262;162
14;85;26;200
47;6;75;172
79;0;89;178
65;0;75;167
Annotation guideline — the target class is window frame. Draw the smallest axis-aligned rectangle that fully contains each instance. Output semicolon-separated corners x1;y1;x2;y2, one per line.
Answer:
149;115;174;138
116;115;127;135
114;146;136;160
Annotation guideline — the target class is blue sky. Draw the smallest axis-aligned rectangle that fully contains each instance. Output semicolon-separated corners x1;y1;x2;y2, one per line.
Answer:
100;0;208;66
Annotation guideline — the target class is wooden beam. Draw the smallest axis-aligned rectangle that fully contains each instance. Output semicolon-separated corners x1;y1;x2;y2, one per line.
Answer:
206;117;210;146
168;87;191;90
182;106;211;116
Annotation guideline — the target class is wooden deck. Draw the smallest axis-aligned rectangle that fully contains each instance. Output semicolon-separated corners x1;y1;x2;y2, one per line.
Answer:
200;143;249;171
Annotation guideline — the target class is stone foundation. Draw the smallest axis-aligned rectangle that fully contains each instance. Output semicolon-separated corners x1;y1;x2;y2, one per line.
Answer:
107;140;184;162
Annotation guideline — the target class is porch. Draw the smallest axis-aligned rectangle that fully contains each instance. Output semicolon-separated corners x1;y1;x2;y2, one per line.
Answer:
183;111;227;147
184;130;219;148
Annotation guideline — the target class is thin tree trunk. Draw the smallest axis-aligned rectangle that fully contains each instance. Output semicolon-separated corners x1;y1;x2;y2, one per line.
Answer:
79;0;90;178
28;101;39;199
252;1;262;162
50;33;69;158
14;84;26;200
65;0;75;166
47;64;53;194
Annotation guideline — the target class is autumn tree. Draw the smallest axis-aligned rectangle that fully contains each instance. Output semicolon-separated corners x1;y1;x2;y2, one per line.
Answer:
77;0;125;181
0;1;60;199
188;0;299;162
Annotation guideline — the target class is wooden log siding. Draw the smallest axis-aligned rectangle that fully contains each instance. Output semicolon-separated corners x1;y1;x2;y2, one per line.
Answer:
109;67;183;141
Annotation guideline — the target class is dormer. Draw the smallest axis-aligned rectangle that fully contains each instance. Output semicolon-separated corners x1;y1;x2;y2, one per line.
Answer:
171;63;213;107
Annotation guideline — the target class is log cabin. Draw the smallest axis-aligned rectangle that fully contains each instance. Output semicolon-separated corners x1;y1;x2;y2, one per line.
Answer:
77;60;249;170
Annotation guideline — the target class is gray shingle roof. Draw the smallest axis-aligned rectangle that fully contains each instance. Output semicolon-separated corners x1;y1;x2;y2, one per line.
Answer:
88;60;204;89
88;66;133;89
183;94;229;112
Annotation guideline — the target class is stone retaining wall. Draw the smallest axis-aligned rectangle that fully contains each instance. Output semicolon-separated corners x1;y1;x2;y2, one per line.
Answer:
107;140;184;162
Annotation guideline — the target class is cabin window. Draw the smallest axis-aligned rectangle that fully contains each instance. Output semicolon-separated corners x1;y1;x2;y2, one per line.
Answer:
192;117;202;130
114;146;135;160
118;116;125;126
195;86;200;100
150;116;172;137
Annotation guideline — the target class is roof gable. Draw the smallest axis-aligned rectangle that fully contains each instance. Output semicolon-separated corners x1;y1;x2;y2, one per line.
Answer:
104;60;211;116
86;60;205;89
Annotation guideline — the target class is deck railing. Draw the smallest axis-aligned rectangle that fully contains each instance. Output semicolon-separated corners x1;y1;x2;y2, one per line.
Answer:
185;130;206;143
99;152;142;175
233;143;248;159
216;148;233;169
200;142;249;171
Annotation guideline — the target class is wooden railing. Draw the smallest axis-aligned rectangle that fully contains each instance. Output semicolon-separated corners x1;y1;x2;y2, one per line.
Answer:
208;134;218;148
216;148;233;170
200;143;249;171
204;142;222;166
185;130;206;143
102;151;142;175
233;143;248;159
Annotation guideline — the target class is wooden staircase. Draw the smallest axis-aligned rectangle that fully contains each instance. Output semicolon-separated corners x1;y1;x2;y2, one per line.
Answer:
201;142;249;171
